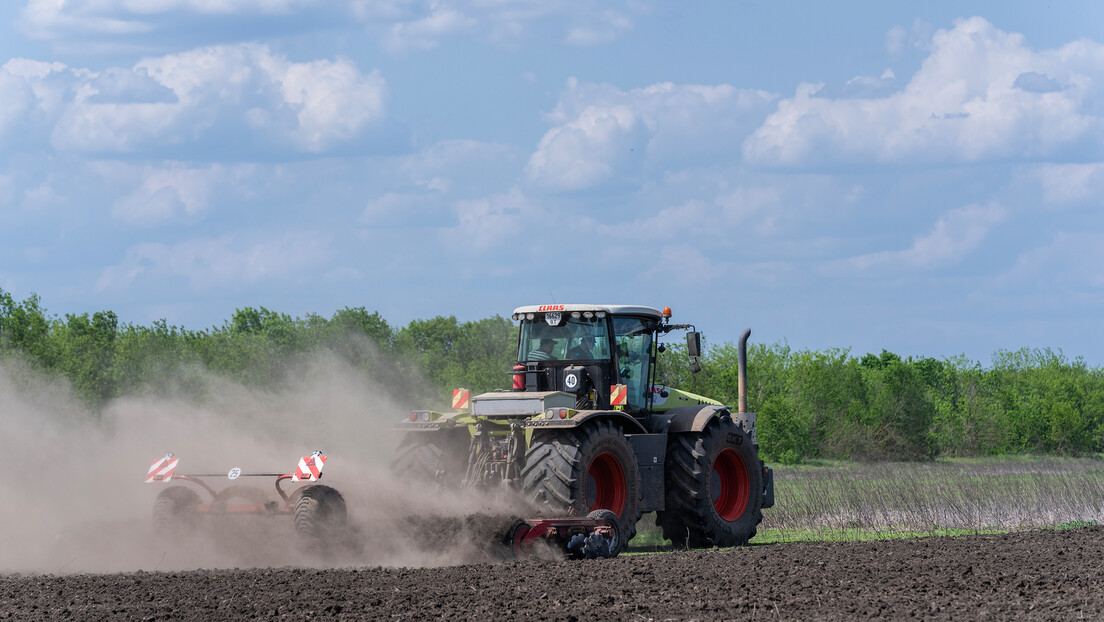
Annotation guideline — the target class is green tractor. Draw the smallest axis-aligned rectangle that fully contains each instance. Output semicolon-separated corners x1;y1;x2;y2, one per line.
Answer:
393;304;773;549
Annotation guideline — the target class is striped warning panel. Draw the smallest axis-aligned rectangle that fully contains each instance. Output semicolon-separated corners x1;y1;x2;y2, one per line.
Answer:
452;388;470;410
146;454;179;483
292;452;326;482
610;384;627;407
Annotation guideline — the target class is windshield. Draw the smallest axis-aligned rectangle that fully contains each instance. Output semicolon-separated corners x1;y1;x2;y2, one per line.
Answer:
518;316;611;362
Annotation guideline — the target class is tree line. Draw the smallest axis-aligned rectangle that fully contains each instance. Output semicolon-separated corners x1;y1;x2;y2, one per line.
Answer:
3;288;1102;461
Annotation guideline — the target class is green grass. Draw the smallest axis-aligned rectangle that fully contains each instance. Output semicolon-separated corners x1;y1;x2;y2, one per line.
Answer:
627;455;1104;549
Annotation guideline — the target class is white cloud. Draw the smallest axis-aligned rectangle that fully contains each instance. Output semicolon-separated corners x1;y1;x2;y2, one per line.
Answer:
97;231;332;291
577;183;784;245
994;232;1104;305
745;17;1104;167
641;244;725;285
834;202;1007;273
0;59;73;145
1031;163;1104;206
527;102;643;190
564;10;632;47
451;187;531;250
21;0;645;55
20;0;317;39
110;164;229;225
0;44;388;155
527;78;775;190
382;3;477;53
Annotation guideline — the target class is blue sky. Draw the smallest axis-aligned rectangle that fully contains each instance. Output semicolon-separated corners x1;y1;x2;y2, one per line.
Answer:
2;1;1104;365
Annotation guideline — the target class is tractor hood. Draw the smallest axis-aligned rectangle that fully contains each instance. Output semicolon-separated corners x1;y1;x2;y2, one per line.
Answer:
648;386;723;412
470;391;576;417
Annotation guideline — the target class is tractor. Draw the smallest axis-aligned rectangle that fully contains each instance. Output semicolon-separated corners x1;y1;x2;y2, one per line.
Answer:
393;304;774;555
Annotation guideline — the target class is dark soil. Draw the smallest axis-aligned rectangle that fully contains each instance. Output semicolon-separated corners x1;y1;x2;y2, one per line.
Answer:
3;526;1103;620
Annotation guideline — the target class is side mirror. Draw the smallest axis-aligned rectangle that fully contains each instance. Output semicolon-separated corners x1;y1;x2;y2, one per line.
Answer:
686;332;701;358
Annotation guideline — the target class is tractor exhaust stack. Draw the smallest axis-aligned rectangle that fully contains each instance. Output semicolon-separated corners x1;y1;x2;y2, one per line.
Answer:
737;328;751;414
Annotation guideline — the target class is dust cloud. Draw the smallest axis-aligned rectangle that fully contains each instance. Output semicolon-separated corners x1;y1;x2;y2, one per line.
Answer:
0;351;533;574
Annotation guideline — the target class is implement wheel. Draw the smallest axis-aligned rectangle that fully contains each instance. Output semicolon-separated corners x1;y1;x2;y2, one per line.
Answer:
293;485;347;540
152;486;200;533
521;420;642;542
657;418;763;548
391;430;470;485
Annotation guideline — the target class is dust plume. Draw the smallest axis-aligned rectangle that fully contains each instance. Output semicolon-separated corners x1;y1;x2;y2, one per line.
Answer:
0;350;534;574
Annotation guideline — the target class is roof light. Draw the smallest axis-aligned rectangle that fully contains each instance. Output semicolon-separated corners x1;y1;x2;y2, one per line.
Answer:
583;312;594;319
595;311;606;318
662;307;672;319
526;313;535;320
512;313;519;321
571;312;582;319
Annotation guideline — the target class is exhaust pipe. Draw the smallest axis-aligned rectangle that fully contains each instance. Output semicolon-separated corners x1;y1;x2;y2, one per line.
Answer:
737;328;751;414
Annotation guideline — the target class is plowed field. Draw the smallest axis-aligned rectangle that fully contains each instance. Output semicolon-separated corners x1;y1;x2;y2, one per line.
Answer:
3;527;1102;620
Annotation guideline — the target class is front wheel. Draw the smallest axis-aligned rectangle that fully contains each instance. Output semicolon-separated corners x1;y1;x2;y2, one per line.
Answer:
657;418;763;548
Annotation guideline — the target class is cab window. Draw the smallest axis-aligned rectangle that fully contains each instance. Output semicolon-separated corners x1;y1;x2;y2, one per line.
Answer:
612;316;654;411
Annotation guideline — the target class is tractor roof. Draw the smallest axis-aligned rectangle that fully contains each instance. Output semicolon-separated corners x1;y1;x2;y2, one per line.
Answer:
512;304;663;320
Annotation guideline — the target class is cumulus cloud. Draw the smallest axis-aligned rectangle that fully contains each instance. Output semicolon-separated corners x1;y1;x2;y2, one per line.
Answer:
834;202;1007;274
97;231;332;291
745;17;1104;167
527;78;775;190
0;44;388;155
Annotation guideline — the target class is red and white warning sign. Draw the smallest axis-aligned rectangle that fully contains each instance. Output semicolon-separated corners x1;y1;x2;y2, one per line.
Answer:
610;384;627;407
146;453;179;483
292;451;326;482
452;388;470;410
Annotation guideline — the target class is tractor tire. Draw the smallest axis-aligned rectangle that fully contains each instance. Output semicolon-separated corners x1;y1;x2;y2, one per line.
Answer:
293;485;348;540
391;430;470;486
521;420;643;543
656;418;763;548
152;485;200;533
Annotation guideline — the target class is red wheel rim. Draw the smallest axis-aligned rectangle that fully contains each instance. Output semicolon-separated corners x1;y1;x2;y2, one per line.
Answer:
711;448;749;521
586;452;626;516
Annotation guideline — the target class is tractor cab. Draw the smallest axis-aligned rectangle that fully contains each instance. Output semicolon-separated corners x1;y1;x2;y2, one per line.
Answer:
511;304;697;414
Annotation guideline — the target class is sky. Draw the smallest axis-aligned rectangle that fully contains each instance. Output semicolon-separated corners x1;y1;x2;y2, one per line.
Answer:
2;1;1104;365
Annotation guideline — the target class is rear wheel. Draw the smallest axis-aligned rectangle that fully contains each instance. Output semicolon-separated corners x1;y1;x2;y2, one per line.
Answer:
391;430;470;485
657;418;763;548
152;486;200;533
293;485;347;540
521;420;642;543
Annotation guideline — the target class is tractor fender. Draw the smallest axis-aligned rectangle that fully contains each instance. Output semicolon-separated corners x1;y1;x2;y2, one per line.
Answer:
528;409;648;435
645;404;729;435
